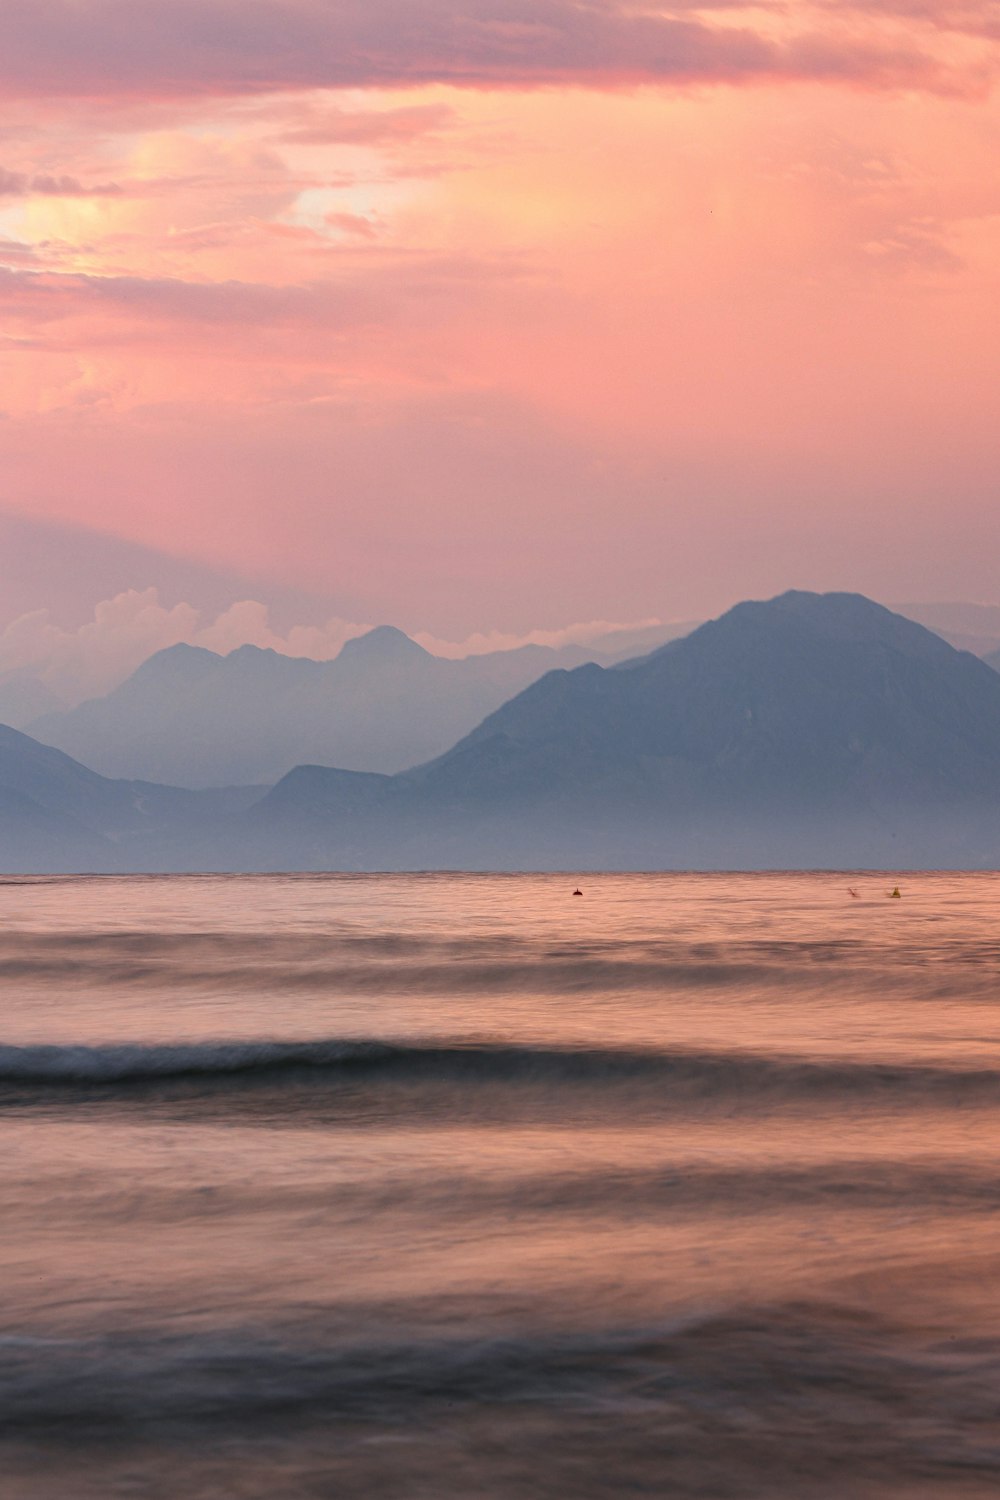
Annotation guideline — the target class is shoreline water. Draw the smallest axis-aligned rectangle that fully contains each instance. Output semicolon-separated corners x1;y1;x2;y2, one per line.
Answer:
2;871;999;1497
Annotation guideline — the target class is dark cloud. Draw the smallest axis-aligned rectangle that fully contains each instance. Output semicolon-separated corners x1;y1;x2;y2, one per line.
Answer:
0;240;38;264
0;0;980;101
0;165;122;196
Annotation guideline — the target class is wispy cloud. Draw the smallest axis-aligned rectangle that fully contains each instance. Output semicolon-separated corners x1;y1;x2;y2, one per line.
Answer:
818;0;1000;41
414;617;663;657
276;101;457;146
0;265;377;329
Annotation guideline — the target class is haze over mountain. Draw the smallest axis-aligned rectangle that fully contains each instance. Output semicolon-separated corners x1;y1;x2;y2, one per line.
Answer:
893;603;1000;660
6;591;1000;873
0;724;260;874
27;624;692;787
0;674;64;731
7;597;998;757
228;592;1000;872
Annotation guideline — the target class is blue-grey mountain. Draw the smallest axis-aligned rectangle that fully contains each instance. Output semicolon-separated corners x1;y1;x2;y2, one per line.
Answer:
0;724;260;873
228;592;1000;871
5;592;1000;871
28;625;689;787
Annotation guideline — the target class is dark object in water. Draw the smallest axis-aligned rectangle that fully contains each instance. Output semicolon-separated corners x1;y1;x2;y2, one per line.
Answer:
847;888;859;898
573;888;583;896
889;887;902;899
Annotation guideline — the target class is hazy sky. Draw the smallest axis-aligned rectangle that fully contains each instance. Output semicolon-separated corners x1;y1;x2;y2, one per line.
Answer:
1;0;998;655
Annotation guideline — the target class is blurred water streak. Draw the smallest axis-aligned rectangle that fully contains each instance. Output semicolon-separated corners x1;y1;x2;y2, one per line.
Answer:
2;871;1000;1497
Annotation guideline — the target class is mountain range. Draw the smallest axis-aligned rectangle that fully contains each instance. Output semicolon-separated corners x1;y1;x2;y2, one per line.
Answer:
4;590;1000;872
20;604;1000;792
0;724;260;873
26;622;692;787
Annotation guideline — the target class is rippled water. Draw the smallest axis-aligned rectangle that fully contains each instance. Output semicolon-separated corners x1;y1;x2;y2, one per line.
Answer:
3;870;1000;1497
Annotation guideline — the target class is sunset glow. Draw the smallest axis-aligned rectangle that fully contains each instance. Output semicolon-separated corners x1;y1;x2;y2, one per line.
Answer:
2;1;999;642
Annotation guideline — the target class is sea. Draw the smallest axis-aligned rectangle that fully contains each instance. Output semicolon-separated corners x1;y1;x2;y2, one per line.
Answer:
2;870;1000;1498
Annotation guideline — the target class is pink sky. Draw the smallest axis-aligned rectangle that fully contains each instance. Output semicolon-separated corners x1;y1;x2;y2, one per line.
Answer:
1;0;999;650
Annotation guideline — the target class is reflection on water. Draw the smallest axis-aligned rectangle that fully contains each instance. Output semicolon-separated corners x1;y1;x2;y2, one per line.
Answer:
2;871;1000;1497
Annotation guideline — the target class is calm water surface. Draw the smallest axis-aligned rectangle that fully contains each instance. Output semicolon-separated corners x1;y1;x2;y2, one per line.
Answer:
2;871;1000;1497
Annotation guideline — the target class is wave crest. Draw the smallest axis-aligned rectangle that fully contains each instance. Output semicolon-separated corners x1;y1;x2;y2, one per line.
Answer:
1;1037;998;1112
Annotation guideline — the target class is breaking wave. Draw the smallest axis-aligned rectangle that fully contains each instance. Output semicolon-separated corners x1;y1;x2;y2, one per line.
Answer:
2;1036;999;1113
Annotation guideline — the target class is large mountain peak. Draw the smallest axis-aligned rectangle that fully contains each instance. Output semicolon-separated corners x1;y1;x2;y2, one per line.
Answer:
336;626;430;666
640;590;957;672
132;642;223;682
736;589;948;647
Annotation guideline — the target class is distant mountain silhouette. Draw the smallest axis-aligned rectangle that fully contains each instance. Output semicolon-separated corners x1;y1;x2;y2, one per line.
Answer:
0;724;261;873
8;592;1000;871
335;624;431;666
224;592;1000;871
28;626;690;788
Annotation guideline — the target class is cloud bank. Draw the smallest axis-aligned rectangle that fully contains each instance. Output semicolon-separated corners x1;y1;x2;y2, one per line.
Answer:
0;588;661;706
0;1;998;633
0;0;987;101
0;591;370;704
